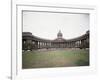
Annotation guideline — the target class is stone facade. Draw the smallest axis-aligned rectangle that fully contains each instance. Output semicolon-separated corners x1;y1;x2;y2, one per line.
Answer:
22;31;89;51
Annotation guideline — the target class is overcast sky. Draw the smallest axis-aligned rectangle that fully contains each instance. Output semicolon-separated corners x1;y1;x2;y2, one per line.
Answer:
23;11;89;40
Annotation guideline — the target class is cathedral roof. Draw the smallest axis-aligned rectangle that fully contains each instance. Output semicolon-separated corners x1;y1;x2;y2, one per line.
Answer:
53;38;67;42
53;30;67;42
57;30;63;37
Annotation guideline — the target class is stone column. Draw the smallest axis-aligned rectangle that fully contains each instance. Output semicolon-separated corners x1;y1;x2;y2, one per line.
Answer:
38;41;40;49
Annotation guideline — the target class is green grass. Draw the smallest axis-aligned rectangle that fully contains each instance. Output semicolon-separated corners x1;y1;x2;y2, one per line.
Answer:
22;49;89;69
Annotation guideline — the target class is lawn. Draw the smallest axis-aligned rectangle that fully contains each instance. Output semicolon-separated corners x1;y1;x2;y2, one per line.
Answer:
22;49;89;69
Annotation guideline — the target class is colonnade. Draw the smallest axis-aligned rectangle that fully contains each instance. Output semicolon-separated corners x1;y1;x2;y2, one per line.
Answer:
22;37;89;50
22;31;89;51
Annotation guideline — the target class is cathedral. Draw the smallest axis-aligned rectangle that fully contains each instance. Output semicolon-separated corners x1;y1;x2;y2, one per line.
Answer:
22;30;89;51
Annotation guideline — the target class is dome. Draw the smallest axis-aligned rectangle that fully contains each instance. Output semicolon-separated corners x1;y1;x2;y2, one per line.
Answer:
57;30;63;38
86;30;89;34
